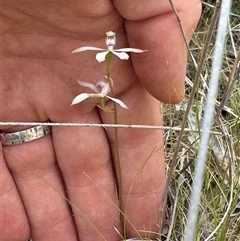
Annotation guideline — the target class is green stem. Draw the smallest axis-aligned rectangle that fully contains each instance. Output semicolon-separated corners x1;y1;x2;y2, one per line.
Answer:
106;52;123;220
99;97;105;108
106;52;126;238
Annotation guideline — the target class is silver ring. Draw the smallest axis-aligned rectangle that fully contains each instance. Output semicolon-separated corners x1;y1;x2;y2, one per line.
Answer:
0;122;52;146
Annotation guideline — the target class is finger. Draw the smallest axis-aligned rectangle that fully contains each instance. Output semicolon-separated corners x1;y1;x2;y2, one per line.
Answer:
114;0;201;20
3;135;78;241
100;84;166;239
1;145;30;241
114;0;202;103
52;110;122;241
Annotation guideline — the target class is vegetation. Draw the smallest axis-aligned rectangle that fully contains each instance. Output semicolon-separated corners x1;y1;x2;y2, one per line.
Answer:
162;1;240;240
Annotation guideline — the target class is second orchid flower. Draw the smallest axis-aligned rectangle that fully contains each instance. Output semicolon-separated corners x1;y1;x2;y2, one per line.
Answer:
71;79;128;110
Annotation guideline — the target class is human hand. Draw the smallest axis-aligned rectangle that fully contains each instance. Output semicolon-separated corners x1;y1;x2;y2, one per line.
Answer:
0;0;201;240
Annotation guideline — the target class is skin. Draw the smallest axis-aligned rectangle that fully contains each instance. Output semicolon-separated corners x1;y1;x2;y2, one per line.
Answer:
0;0;201;240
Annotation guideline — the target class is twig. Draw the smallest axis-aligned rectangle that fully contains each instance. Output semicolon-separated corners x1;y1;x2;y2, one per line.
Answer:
217;47;240;115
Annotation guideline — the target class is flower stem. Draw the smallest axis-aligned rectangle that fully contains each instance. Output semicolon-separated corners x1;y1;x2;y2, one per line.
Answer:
106;52;123;211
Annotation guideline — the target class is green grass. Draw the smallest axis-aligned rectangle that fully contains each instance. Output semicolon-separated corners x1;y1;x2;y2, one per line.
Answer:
162;1;240;240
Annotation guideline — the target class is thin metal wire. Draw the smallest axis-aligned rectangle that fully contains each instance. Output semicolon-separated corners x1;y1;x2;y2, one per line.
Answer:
0;121;222;135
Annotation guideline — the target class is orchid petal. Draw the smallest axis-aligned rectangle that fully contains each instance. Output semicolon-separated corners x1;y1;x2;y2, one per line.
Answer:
77;80;99;93
71;93;89;105
107;96;129;109
111;51;129;60
72;46;105;54
101;83;111;95
116;48;148;53
96;51;109;62
88;93;103;98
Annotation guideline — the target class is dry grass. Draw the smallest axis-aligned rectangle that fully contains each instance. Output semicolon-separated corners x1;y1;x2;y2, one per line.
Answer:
162;1;240;240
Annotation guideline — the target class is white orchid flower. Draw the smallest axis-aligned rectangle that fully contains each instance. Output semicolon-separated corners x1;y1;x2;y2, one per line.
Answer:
72;31;148;63
71;80;128;110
